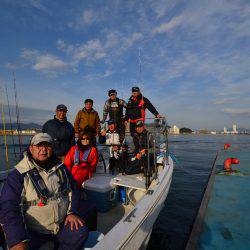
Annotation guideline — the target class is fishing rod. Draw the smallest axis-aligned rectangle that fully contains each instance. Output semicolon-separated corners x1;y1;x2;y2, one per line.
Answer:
5;84;17;161
0;85;10;171
13;72;23;156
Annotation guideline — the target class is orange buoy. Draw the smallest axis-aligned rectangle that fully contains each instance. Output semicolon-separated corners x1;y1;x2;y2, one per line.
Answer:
224;143;231;150
224;157;239;171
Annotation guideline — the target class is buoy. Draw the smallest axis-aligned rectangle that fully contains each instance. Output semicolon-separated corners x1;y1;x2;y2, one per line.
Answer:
224;157;239;171
224;143;231;150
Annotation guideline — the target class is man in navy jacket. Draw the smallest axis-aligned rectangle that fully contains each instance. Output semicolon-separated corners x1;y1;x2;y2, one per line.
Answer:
43;104;75;160
0;133;88;250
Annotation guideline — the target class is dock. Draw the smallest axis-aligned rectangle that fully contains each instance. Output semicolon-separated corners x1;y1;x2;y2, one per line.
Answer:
186;145;250;249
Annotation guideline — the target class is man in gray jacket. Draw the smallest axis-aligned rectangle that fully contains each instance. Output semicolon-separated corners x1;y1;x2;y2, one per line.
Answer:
0;133;88;250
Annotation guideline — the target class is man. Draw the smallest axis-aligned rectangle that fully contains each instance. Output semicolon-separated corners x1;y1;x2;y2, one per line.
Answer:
125;87;162;136
42;104;75;160
74;99;100;143
99;120;121;174
0;133;88;250
102;89;127;136
133;120;154;186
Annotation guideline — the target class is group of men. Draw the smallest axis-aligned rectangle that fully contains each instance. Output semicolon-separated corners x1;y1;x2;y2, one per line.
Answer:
0;86;161;250
42;86;161;160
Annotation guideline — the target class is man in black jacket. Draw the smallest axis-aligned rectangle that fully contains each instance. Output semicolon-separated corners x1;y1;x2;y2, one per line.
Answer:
42;104;75;160
125;87;161;136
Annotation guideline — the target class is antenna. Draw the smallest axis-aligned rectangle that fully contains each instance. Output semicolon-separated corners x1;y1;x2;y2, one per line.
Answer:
13;72;23;156
5;84;17;161
138;47;142;85
0;85;10;171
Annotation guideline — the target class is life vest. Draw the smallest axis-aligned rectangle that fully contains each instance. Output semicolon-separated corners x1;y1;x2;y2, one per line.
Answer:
74;146;92;166
128;96;145;123
24;166;70;207
108;98;124;123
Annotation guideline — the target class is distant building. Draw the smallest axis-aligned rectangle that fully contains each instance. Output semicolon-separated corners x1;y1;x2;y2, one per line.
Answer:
170;125;180;134
211;131;217;135
223;127;228;134
232;124;238;134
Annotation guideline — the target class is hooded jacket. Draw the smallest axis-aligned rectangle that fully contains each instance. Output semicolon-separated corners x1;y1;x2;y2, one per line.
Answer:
74;108;100;136
0;153;79;248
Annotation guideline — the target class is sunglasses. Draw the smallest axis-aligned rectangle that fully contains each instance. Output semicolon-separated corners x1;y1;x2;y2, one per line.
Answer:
82;138;90;141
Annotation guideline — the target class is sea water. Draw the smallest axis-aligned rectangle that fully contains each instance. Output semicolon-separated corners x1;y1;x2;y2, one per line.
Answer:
1;134;250;249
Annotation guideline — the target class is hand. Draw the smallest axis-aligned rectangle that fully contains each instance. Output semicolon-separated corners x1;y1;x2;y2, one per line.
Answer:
10;242;28;250
113;145;119;151
140;149;146;155
101;130;106;136
156;114;162;118
124;121;128;126
75;133;79;139
136;153;142;159
64;214;85;231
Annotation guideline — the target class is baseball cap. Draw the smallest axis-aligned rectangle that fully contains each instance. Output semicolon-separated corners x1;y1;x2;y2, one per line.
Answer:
132;86;140;92
135;120;144;127
108;89;117;96
30;133;52;145
107;120;115;125
56;104;68;111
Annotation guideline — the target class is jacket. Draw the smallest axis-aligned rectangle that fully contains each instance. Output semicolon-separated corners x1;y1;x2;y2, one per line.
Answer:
102;98;127;123
74;108;100;136
64;145;98;188
0;153;79;248
42;116;75;157
125;94;159;123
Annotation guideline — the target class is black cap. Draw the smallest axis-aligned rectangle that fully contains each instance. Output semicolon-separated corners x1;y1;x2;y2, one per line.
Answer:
107;120;115;125
56;104;68;111
84;98;93;104
135;120;144;127
108;89;117;96
132;86;140;92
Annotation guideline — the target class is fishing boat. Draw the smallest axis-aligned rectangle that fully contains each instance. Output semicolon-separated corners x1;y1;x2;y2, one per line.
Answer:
0;118;174;250
81;118;174;249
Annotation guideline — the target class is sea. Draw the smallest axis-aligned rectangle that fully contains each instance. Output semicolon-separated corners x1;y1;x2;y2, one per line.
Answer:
1;134;250;249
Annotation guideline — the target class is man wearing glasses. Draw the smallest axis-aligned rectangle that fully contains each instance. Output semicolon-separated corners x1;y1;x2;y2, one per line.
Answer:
0;133;89;250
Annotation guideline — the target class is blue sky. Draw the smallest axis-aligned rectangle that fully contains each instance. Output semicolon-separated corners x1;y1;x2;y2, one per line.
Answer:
0;0;249;130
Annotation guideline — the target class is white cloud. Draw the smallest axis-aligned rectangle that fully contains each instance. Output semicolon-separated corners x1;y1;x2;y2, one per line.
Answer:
21;48;39;60
152;15;183;34
33;54;67;70
222;108;250;116
19;48;69;76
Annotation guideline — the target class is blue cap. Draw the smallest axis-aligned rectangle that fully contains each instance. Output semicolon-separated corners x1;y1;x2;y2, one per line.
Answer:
56;104;68;111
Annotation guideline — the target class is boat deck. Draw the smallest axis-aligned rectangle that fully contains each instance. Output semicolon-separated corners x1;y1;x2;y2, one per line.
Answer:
188;145;250;249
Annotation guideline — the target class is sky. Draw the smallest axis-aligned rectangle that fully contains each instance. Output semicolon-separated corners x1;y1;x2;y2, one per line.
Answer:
0;0;249;130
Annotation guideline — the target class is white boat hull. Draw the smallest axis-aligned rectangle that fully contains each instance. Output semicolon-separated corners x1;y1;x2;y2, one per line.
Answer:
93;156;174;250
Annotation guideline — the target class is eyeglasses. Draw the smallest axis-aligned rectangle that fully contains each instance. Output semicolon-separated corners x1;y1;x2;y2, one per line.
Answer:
82;138;90;141
34;144;52;149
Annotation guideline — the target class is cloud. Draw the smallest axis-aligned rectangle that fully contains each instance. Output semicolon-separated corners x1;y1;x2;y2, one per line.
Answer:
152;15;183;34
20;48;69;76
222;108;250;116
32;54;67;71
